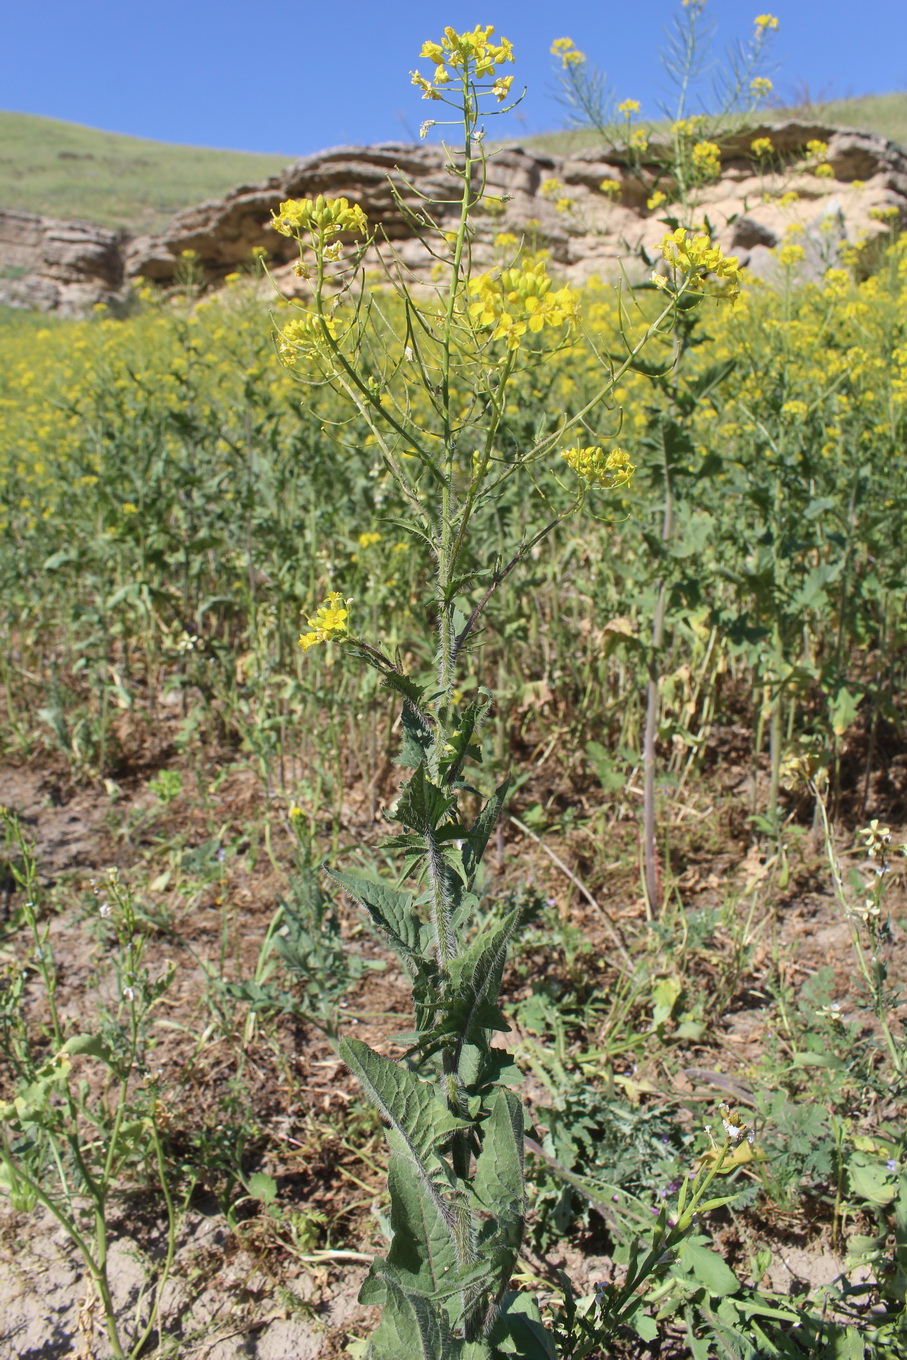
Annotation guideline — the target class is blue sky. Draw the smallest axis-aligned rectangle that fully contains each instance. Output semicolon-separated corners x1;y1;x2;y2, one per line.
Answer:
2;0;904;155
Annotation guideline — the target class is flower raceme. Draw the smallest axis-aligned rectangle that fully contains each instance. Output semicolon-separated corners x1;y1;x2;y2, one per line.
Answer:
276;313;339;364
657;228;743;301
691;140;722;179
271;196;369;243
468;257;577;350
411;25;514;100
562;444;635;490
298;592;351;651
550;36;585;68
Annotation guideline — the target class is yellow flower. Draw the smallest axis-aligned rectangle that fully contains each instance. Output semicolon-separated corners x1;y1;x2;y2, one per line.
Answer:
691;140;721;178
750;136;774;157
411;70;443;100
599;178;621;199
468;257;578;349
492;75;514;101
805;139;829;160
754;13;779;31
122;502;138;515
660;228;743;300
750;76;773;97
778;191;799;207
299;591;351;651
358;531;382;548
647;190;668;211
672;115;707;139
777;243;805;267
540;177;563;200
276;312;339;363
561;445;635;490
617;98;641;117
629;127;649;153
551;36;585;67
271;195;368;240
418;25;515;83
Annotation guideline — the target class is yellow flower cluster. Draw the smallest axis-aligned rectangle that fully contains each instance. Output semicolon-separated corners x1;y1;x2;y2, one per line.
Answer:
658;228;743;300
599;178;622;199
276;313;339;364
412;25;514;100
550;36;585;68
750;76;773;97
750;137;774;158
561;444;634;490
299;592;350;652
468;258;577;349
754;13;779;30
647;190;668;211
672;115;707;140
617;98;641;117
271;196;368;241
691;140;722;178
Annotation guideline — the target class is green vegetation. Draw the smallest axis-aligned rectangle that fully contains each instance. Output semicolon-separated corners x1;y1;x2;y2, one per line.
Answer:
520;91;907;157
0;110;294;233
3;12;907;1358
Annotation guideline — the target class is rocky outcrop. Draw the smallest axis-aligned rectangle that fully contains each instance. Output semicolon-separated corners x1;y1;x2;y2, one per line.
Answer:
0;210;126;314
2;121;906;314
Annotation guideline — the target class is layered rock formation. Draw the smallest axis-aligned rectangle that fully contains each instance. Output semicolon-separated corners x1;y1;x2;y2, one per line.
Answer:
2;121;906;315
0;210;125;314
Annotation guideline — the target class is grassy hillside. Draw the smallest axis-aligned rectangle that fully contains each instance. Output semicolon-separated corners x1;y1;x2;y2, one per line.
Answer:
520;91;907;157
0;111;295;234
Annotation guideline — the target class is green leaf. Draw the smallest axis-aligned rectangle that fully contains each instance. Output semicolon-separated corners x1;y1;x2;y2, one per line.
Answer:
462;779;510;891
633;1315;659;1343
849;1156;899;1206
474;1086;524;1206
329;869;430;968
414;909;521;1063
341;1038;467;1212
830;687;860;737
60;1033;115;1062
380;1155;462;1312
790;1051;846;1071
246;1172;278;1205
651;976;682;1029
681;1243;740;1297
396;765;459;835
360;1264;452;1360
489;1292;556;1358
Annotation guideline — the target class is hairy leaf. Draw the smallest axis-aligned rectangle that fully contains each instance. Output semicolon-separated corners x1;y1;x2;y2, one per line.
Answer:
461;779;510;892
361;1264;454;1360
329;868;431;971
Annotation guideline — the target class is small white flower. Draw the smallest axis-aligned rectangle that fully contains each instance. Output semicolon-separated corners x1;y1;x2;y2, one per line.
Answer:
123;986;136;1002
99;904;112;918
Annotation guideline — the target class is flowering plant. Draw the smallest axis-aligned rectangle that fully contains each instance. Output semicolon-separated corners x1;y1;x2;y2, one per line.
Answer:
271;24;718;1357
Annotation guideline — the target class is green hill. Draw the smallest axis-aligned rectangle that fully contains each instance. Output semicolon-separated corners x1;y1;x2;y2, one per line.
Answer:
517;91;907;157
0;111;295;234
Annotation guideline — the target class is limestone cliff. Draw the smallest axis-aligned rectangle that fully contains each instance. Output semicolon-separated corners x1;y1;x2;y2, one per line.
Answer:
2;121;905;315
